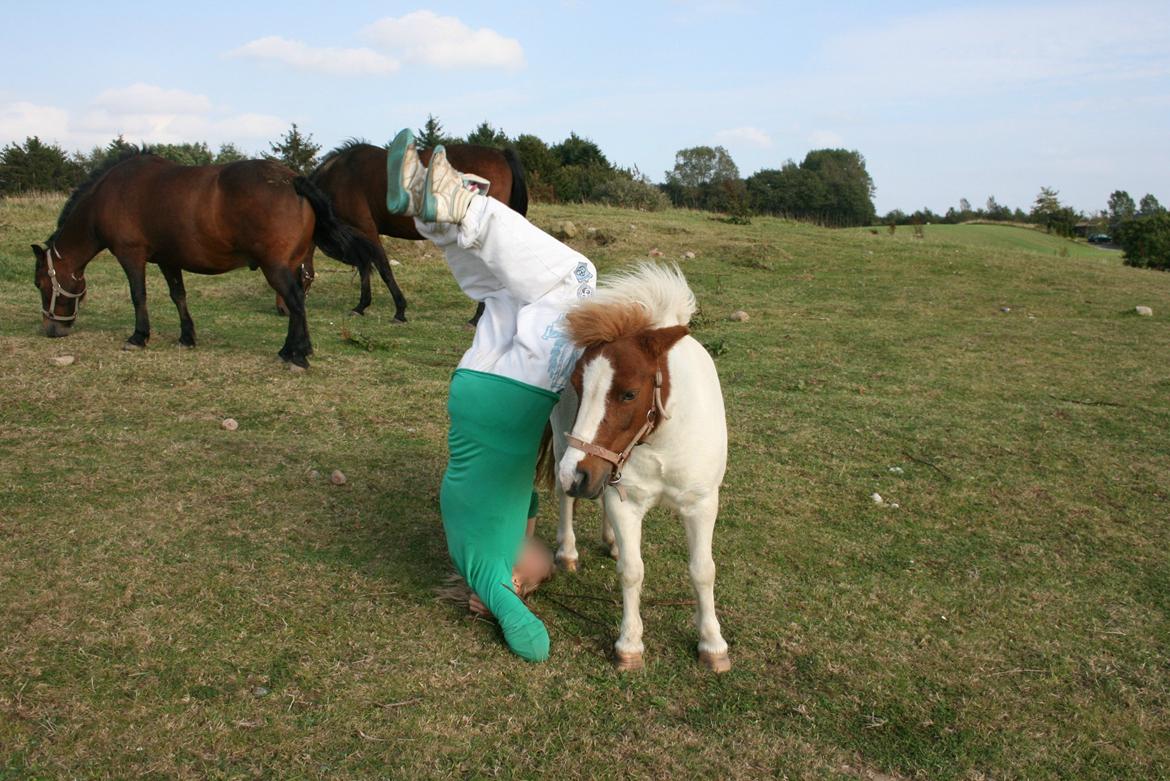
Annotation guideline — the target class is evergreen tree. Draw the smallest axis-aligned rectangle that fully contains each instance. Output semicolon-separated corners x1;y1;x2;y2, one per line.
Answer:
416;114;452;148
0;136;85;193
265;123;320;175
463;120;509;148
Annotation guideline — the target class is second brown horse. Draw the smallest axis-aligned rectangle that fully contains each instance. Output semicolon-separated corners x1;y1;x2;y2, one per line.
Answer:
309;141;528;322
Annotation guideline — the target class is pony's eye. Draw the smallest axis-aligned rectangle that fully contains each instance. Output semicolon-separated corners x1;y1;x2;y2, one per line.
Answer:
620;389;638;402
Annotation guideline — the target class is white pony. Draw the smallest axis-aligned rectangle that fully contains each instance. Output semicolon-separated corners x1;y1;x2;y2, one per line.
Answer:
550;263;730;672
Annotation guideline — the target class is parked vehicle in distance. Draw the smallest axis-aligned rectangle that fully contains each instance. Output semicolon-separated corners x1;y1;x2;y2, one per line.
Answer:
1088;233;1112;244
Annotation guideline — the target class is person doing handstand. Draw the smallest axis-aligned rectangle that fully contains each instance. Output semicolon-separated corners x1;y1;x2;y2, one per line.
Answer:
385;128;596;661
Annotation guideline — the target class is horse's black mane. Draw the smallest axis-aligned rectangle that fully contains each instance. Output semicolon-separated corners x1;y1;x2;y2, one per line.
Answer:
50;145;153;243
316;138;373;170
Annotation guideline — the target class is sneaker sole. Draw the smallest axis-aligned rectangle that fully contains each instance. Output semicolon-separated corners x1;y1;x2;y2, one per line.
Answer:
385;129;415;214
420;144;442;223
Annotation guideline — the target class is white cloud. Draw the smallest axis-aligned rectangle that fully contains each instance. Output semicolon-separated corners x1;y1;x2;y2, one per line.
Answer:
714;126;772;148
808;130;843;148
0;84;285;150
227;36;399;77
815;2;1170;97
92;83;213;115
362;11;525;70
0;101;70;142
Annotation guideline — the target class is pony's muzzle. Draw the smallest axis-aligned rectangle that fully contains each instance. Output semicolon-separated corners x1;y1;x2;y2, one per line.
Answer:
43;319;71;338
567;464;605;500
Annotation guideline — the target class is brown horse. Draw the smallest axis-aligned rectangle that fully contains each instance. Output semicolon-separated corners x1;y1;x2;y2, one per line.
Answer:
33;149;381;368
309;140;528;322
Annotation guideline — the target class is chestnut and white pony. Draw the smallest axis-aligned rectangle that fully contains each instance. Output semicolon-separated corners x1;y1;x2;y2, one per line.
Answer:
551;263;730;672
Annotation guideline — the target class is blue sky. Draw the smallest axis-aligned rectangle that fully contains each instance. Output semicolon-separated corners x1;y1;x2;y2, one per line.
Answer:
2;0;1167;214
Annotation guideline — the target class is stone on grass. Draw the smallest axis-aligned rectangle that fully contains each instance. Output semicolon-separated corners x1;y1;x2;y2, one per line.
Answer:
1135;306;1153;317
49;355;75;367
729;310;750;322
552;220;578;240
221;418;239;431
871;493;884;505
389;258;402;267
306;469;321;480
648;247;664;257
330;469;347;486
683;251;696;260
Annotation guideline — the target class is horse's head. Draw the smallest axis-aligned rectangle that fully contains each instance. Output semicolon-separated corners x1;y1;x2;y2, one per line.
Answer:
559;324;689;499
32;243;87;337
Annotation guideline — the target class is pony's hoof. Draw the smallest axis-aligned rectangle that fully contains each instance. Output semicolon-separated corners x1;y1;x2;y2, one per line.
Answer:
349;309;365;317
389;318;407;326
122;341;145;351
276;307;289;317
557;556;578;573
614;651;644;672
699;651;731;674
463;322;477;333
287;363;306;374
178;341;195;350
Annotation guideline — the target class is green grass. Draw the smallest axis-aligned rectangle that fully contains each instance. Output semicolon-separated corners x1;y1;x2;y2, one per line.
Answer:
862;221;1119;259
2;196;1169;779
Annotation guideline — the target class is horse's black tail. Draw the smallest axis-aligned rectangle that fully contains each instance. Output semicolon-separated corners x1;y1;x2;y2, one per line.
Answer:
292;176;381;271
503;148;529;216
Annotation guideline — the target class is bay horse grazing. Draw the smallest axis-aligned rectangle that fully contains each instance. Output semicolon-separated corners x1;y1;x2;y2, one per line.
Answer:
309;140;528;321
550;263;731;673
33;149;381;367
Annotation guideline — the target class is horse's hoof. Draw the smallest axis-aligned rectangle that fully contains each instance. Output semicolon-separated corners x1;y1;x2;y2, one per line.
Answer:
699;651;731;674
601;543;619;560
349;309;365;317
557;556;578;573
122;341;145;351
288;363;306;374
178;341;195;350
614;651;644;672
463;322;477;333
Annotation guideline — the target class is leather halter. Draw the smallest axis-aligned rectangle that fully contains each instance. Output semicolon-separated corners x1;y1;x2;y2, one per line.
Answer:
42;244;86;323
565;368;669;501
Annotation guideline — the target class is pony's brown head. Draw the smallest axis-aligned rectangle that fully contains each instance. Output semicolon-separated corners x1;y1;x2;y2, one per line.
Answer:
32;244;87;338
560;297;689;499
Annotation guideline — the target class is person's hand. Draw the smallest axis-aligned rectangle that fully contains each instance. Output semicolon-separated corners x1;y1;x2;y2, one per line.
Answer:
468;591;490;617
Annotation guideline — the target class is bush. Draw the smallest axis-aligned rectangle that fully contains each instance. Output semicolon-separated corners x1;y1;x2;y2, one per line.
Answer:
1118;213;1170;271
595;174;670;211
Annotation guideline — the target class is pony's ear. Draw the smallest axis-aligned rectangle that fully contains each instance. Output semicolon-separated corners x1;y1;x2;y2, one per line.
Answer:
639;325;689;359
31;244;45;259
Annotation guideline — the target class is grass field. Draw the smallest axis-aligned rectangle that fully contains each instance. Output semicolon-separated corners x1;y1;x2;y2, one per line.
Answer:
2;195;1169;780
859;222;1118;260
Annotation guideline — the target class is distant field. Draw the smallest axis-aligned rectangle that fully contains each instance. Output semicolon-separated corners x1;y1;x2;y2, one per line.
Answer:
2;197;1169;779
860;221;1119;259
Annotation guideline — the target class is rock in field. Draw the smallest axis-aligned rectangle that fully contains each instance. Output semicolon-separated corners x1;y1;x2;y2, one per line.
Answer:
552;220;578;240
330;469;348;486
683;251;696;259
221;418;239;431
729;310;750;322
49;355;75;367
1135;305;1153;317
648;247;664;257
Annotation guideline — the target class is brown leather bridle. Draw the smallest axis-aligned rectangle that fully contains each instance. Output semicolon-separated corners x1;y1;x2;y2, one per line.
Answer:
565;368;669;501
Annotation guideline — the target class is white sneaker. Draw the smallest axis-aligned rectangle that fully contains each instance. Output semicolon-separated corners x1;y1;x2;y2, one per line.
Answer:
385;128;425;215
420;146;490;224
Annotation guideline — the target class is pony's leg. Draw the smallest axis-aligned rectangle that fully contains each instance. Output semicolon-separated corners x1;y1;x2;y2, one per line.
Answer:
369;251;408;323
116;253;151;349
600;502;618;559
605;493;647;670
351;259;372;316
468;301;485;330
159;264;196;347
262;263;311;368
555;487;578;572
680;495;730;673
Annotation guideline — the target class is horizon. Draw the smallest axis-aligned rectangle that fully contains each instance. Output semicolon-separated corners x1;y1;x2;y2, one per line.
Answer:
2;1;1167;216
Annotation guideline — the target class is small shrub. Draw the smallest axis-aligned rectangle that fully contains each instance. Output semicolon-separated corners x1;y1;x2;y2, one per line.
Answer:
595;175;671;211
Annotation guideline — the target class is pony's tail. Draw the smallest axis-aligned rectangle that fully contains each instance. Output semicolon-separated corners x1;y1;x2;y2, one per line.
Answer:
503;148;529;216
534;421;556;490
292;176;381;272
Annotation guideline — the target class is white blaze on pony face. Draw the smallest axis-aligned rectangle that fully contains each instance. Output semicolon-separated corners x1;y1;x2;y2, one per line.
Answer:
558;352;614;491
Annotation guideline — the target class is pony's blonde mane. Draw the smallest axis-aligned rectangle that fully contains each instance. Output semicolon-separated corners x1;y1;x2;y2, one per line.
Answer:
566;262;697;347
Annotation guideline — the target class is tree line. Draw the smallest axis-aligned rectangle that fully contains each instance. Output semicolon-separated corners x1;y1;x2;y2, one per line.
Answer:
0;116;880;225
